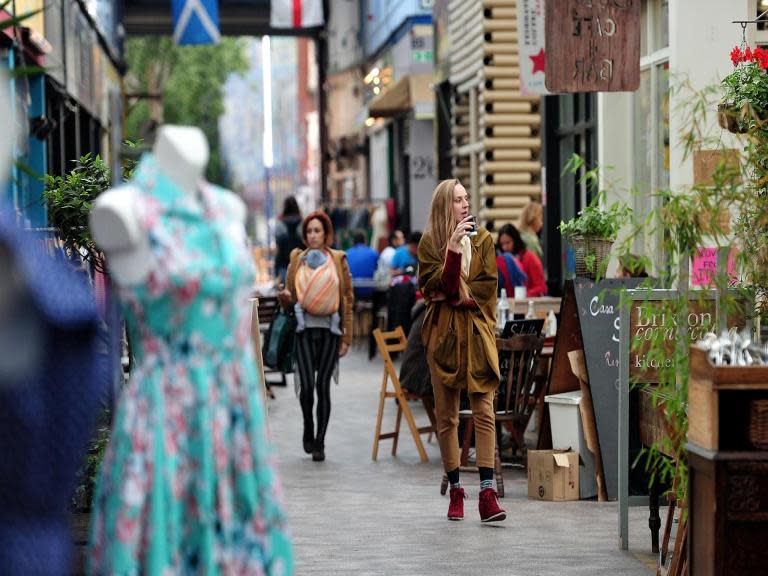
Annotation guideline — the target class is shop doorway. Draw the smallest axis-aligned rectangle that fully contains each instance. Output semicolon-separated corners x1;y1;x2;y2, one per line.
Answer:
543;93;597;296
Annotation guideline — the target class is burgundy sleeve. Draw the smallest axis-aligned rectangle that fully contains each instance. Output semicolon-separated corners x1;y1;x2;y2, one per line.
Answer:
440;249;462;297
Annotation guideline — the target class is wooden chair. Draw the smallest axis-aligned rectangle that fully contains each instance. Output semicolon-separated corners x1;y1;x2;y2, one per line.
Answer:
371;327;436;463
249;298;273;404
441;334;545;497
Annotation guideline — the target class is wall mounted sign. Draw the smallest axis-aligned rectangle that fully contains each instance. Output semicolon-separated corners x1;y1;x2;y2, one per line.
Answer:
545;0;640;93
517;0;550;95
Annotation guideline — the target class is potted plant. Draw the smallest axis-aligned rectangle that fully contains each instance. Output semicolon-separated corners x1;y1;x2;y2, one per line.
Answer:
719;45;768;134
43;144;138;271
558;156;631;279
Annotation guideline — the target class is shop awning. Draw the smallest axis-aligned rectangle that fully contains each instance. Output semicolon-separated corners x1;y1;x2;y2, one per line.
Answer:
368;73;434;118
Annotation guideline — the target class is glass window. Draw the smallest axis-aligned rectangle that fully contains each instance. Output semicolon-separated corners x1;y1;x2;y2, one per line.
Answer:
657;62;670;190
633;0;669;267
633;69;653;196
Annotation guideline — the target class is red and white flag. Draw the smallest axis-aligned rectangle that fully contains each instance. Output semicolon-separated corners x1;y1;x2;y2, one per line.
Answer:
270;0;324;29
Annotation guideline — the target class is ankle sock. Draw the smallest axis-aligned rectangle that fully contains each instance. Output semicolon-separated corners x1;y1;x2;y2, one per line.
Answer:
479;467;494;491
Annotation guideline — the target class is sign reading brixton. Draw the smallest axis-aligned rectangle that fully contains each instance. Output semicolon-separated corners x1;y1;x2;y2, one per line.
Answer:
545;0;640;93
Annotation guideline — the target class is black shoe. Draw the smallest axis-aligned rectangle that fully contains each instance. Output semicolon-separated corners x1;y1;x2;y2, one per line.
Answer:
303;427;314;454
312;445;325;462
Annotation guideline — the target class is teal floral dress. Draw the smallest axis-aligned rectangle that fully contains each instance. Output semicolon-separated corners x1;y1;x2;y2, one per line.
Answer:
89;155;292;575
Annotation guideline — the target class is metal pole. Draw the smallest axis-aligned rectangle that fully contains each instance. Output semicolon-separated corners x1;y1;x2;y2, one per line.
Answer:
317;0;330;203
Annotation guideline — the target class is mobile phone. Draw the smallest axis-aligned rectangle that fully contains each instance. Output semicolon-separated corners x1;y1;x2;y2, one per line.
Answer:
468;215;478;236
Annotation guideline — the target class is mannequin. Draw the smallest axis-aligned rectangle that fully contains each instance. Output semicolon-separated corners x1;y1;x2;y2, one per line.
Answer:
90;125;246;285
88;124;292;574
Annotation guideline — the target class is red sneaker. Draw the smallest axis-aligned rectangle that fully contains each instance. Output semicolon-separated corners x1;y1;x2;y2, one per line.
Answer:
478;488;506;523
447;487;466;521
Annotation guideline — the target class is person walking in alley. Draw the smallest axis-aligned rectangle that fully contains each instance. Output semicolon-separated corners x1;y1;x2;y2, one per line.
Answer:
275;196;304;283
418;179;506;523
278;211;353;462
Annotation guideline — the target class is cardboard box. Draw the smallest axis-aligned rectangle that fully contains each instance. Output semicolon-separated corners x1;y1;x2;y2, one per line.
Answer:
527;449;579;501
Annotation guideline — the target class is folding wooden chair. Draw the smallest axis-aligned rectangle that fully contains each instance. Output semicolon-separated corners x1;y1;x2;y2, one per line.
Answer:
250;297;273;405
372;327;435;463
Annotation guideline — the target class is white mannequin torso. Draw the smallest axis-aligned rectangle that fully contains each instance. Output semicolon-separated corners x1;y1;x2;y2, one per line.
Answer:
90;125;246;285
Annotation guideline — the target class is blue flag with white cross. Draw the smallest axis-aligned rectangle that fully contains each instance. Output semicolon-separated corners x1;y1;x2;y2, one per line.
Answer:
171;0;221;45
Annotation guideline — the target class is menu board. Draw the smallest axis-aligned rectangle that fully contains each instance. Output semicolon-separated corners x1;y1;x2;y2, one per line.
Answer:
546;278;646;500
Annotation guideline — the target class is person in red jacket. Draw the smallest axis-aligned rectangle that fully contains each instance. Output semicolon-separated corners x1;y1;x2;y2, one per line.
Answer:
497;223;547;297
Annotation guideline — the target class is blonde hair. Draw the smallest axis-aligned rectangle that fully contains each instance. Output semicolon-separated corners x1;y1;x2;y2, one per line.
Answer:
425;179;470;301
518;201;543;234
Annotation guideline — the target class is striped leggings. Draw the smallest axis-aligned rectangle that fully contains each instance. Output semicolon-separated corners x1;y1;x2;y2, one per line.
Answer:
296;328;340;448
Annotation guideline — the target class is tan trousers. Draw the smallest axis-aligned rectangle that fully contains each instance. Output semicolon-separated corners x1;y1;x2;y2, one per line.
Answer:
427;332;496;472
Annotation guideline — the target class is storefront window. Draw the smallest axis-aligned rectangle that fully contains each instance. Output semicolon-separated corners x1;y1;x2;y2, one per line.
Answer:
654;0;669;54
633;0;669;260
633;69;652;196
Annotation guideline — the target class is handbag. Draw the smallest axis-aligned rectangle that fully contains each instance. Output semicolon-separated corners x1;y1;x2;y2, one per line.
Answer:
263;309;297;374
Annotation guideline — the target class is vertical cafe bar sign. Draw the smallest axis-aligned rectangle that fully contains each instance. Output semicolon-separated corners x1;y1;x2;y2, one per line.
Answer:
544;0;640;93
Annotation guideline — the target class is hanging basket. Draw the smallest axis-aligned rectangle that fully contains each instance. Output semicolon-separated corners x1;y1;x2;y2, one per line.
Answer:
716;101;768;134
571;236;614;279
718;102;749;134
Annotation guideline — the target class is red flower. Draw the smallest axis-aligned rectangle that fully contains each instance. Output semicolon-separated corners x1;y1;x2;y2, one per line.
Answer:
731;46;743;66
756;47;768;70
745;46;754;62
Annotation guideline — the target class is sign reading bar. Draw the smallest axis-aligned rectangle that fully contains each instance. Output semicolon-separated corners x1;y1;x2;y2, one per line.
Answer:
545;0;640;93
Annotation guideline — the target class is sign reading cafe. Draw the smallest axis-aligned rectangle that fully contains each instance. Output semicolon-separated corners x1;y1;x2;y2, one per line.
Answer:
544;0;640;93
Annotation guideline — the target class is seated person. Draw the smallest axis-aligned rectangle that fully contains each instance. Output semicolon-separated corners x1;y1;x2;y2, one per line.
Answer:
390;231;422;275
346;230;379;298
379;229;405;271
497;223;547;297
496;250;527;295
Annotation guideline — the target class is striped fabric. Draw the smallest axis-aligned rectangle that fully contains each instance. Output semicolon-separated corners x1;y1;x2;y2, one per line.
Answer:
295;254;340;316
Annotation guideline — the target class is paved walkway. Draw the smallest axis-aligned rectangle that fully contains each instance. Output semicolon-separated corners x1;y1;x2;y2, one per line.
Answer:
267;345;656;576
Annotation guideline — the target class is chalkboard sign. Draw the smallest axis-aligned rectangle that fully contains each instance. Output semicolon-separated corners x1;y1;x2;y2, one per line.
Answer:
573;277;646;500
501;318;544;338
499;319;545;387
544;278;646;501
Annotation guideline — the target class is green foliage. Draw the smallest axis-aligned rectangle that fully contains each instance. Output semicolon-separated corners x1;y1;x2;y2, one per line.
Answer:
558;154;632;241
124;37;249;186
614;77;768;507
43;143;139;271
721;54;768;132
72;411;111;512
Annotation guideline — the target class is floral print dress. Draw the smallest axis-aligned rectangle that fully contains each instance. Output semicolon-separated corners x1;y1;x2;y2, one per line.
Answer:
89;155;292;575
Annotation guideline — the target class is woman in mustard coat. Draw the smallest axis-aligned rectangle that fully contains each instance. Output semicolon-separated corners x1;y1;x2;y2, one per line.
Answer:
418;179;506;523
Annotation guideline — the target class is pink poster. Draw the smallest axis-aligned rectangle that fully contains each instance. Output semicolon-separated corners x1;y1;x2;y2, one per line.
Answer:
691;247;738;286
